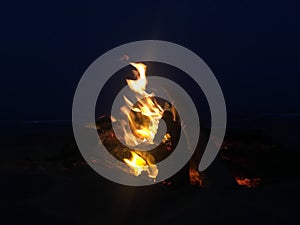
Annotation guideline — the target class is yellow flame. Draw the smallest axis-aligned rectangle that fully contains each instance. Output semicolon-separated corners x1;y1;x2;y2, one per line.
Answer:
120;62;164;179
126;62;147;95
121;63;164;145
123;151;158;178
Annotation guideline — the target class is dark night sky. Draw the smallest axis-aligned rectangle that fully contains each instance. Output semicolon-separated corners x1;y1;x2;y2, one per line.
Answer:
1;0;300;127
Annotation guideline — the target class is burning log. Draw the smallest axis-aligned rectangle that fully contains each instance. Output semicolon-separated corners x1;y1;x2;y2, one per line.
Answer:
95;62;189;183
96;109;189;186
95;62;238;189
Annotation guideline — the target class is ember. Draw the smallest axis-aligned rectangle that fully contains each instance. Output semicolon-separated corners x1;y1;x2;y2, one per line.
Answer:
235;177;262;188
189;169;203;186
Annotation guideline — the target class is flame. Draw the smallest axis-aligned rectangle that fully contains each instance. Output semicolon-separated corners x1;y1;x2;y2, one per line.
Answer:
121;62;164;145
119;62;164;179
124;151;158;178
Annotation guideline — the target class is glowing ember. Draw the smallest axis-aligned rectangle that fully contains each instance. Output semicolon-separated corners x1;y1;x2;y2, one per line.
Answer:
189;169;203;186
235;177;261;188
119;62;165;179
